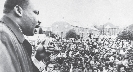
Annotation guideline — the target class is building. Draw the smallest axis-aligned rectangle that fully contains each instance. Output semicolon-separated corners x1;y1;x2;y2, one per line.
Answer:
51;21;100;39
100;22;119;36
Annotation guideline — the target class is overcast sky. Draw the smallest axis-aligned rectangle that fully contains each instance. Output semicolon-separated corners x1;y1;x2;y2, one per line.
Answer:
1;0;133;28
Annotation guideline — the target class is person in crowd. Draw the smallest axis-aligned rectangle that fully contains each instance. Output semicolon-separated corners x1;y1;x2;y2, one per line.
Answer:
45;61;55;72
118;65;127;72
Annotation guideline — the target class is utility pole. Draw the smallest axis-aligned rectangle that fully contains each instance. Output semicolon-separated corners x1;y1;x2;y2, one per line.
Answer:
103;25;104;35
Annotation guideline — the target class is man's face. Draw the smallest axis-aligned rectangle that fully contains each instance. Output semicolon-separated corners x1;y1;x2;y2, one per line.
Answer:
94;69;98;72
21;0;39;36
89;69;93;72
120;67;126;72
47;64;54;72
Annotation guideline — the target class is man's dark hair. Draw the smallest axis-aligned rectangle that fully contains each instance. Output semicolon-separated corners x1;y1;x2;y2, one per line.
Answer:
3;0;29;13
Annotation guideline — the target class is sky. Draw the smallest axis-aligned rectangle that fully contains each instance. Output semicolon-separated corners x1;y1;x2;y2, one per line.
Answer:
1;0;133;28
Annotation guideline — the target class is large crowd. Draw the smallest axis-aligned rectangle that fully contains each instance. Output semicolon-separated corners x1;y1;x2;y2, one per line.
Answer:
29;35;133;72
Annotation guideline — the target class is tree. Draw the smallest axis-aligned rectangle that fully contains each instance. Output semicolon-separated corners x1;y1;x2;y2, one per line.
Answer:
44;31;57;38
65;29;79;40
117;24;133;40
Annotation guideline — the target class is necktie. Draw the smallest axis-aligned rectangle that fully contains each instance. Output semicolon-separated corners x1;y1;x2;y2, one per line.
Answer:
23;39;32;56
23;39;40;72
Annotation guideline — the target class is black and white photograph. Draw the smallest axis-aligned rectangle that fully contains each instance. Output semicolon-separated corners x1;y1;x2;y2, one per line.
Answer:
0;0;133;72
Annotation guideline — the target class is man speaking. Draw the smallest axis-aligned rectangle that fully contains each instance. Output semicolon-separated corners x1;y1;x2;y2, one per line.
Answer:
0;0;50;72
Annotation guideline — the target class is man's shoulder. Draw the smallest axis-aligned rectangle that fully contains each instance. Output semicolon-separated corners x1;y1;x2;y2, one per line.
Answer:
0;22;11;36
0;22;17;44
0;21;3;32
0;22;9;32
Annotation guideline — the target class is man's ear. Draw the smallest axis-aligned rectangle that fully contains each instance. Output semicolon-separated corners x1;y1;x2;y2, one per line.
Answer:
14;5;23;17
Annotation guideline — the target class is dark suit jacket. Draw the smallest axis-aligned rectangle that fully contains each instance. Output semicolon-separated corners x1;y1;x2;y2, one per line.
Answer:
0;15;39;72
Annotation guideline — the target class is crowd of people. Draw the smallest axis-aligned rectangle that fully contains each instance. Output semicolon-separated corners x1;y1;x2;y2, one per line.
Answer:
30;35;133;72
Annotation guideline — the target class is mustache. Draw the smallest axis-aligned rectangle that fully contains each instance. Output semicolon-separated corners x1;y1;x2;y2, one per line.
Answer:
35;21;41;28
